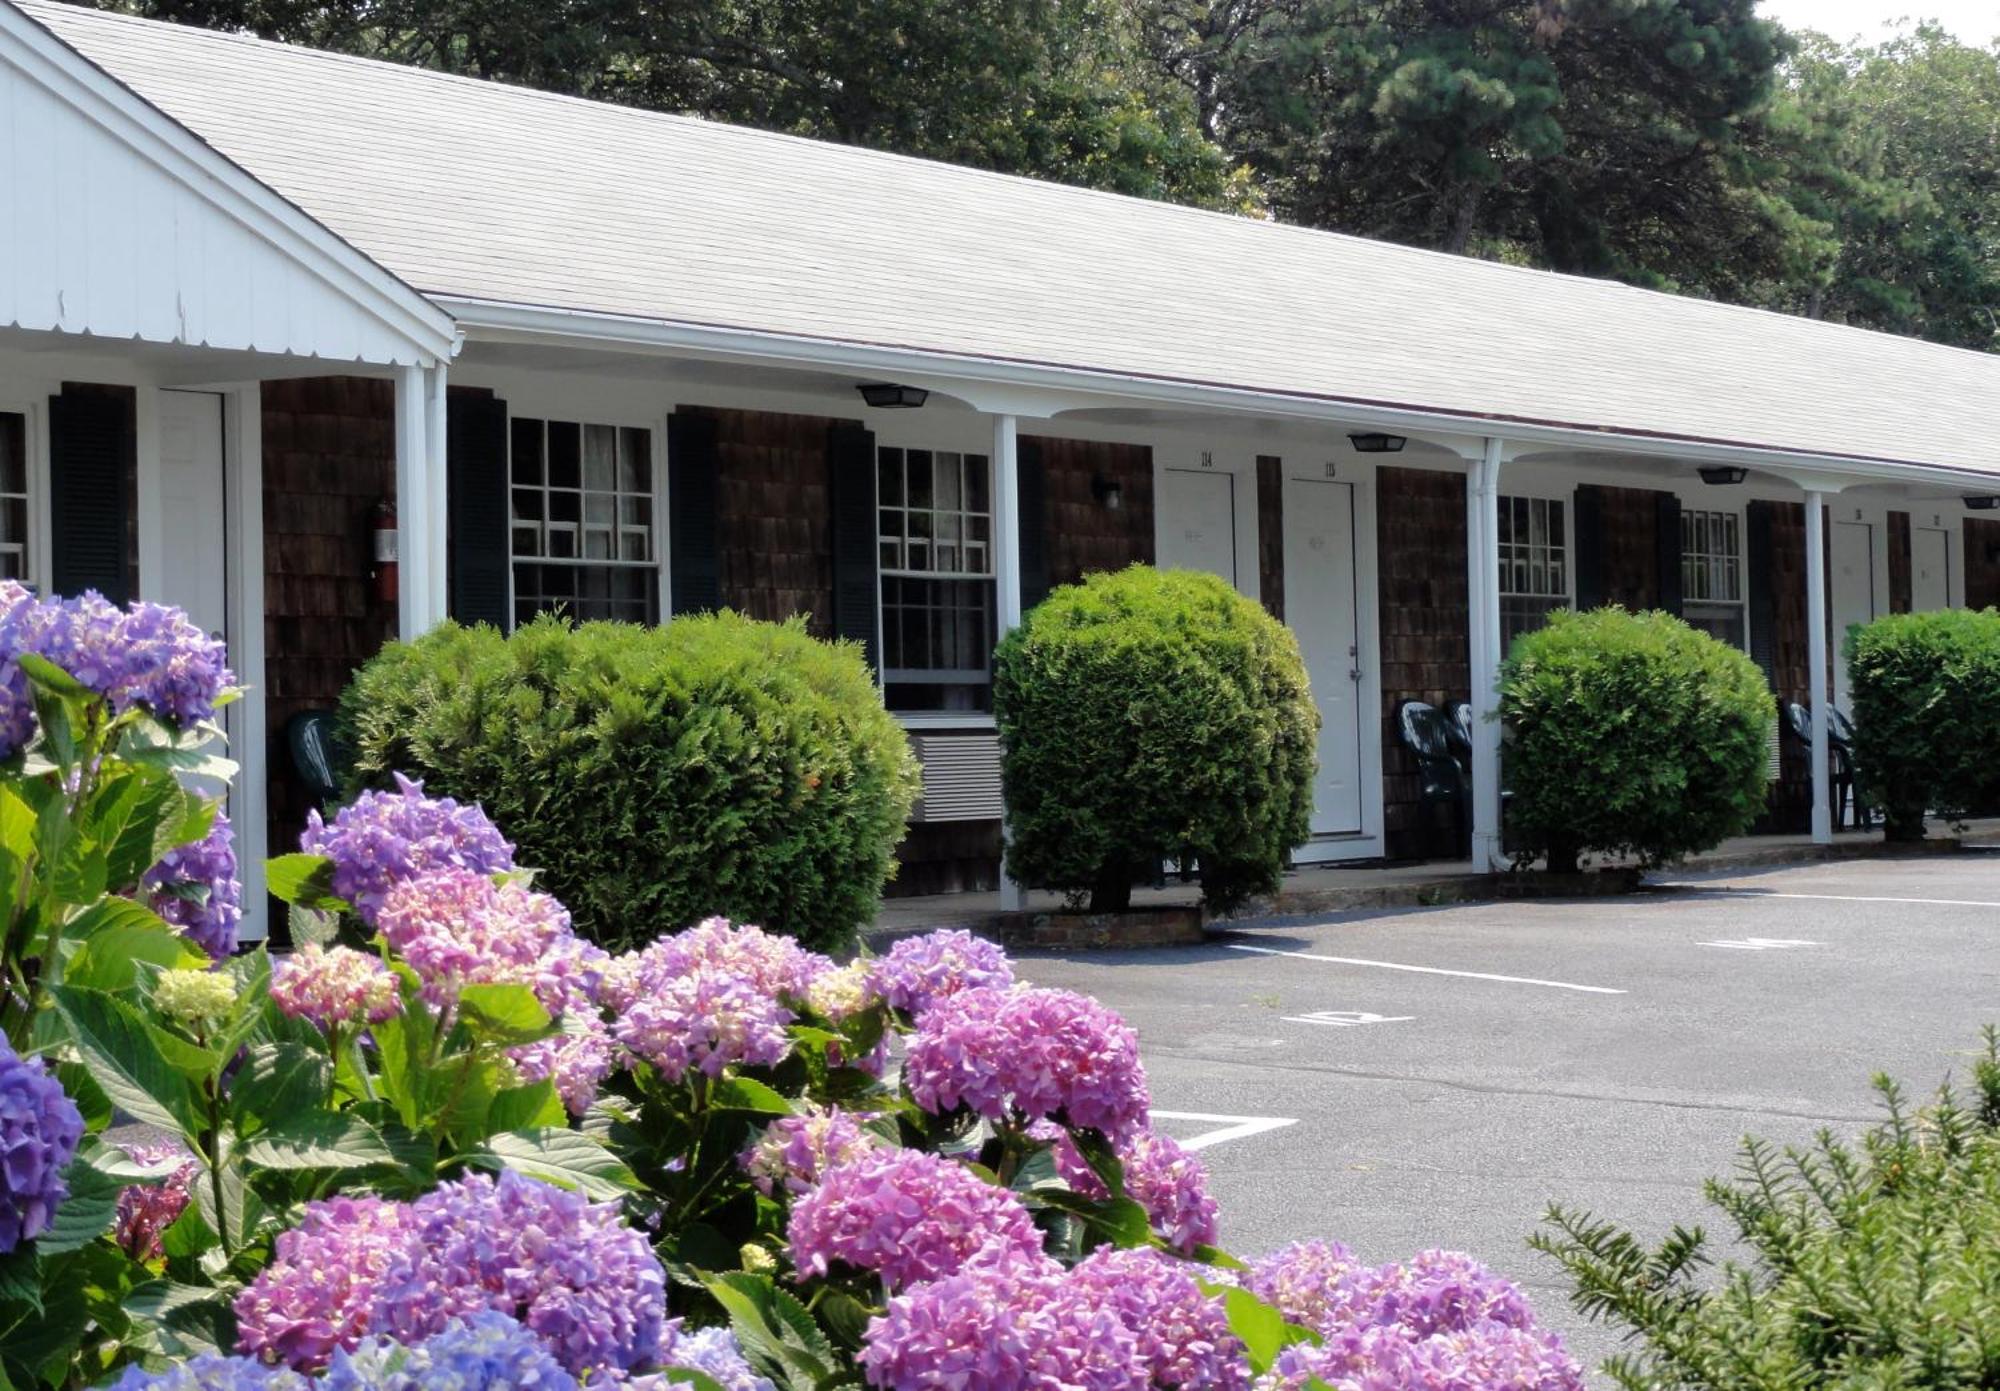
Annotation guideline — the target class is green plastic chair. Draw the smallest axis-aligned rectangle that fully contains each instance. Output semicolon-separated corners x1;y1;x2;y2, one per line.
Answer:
285;709;346;808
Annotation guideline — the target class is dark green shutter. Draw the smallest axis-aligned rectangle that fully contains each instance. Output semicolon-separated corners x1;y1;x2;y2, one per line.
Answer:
826;421;878;669
1018;437;1049;612
1654;492;1683;616
1746;500;1778;686
667;411;720;616
49;387;132;603
446;394;511;629
1573;486;1605;612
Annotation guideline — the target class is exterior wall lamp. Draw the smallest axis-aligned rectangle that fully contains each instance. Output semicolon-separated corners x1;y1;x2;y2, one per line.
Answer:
1965;496;2000;510
1698;465;1748;485
857;383;929;409
1091;473;1124;511
1347;432;1406;453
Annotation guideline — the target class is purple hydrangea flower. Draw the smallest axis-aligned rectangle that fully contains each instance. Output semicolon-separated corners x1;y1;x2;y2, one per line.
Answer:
0;1038;84;1253
105;599;236;727
507;1017;617;1117
270;944;402;1032
114;1139;197;1262
300;774;515;923
859;1247;1144;1390
1242;1240;1361;1335
902;986;1150;1140
788;1149;1044;1292
374;869;577;1013
374;1170;666;1378
139;809;242;962
1046;1126;1220;1253
234;1196;425;1369
1265;1320;1585;1391
0;581;41;757
738;1107;879;1197
639;1324;775;1391
106;1355;309;1391
317;1312;580;1391
598;919;823;1014
602;920;823;1082
867;930;1013;1018
1069;1247;1248;1390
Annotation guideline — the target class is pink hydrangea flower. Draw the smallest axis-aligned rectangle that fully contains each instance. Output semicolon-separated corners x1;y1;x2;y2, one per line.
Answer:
1266;1320;1584;1391
738;1107;879;1197
507;1017;617;1116
859;1247;1144;1390
234;1196;424;1369
113;1140;197;1262
375;869;576;1012
1069;1247;1248;1390
270;945;402;1032
300;774;515;924
602;919;826;1082
599;919;823;1013
1047;1126;1220;1253
867;930;1013;1018
902;986;1149;1140
788;1150;1044;1291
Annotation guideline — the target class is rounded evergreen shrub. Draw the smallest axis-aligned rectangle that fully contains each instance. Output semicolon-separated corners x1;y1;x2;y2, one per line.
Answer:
339;612;918;952
993;564;1318;914
1846;608;2000;842
1498;607;1773;873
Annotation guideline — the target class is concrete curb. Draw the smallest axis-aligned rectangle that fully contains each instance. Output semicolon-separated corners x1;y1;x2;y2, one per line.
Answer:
861;829;2000;950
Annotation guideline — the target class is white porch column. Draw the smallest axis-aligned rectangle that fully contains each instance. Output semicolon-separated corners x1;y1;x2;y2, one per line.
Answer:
1804;489;1834;844
393;364;435;638
1465;438;1506;871
424;363;449;624
991;412;1027;912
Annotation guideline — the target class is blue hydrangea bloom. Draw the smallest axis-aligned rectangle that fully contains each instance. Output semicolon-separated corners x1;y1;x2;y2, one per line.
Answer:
105;1354;308;1391
657;1326;774;1391
318;1313;580;1391
0;1038;83;1253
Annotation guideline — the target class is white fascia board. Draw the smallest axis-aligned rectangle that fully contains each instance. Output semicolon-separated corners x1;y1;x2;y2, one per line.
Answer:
2;0;458;366
440;296;2000;493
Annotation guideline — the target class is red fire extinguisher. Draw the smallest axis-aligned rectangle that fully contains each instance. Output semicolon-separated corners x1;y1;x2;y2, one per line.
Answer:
371;499;399;605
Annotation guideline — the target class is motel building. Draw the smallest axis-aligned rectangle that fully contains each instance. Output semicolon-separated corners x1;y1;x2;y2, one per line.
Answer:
4;0;1998;934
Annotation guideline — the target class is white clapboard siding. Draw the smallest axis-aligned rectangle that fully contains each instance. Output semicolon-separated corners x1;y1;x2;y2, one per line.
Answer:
910;733;1005;824
0;9;453;367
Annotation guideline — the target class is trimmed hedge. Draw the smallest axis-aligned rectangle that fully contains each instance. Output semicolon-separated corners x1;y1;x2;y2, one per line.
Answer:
1846;608;2000;841
339;612;919;951
993;565;1318;913
1498;607;1773;873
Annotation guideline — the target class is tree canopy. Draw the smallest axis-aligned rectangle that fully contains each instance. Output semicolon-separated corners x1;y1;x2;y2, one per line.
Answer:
78;0;2000;351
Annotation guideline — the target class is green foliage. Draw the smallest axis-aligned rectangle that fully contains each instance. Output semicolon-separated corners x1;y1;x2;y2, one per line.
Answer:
993;565;1317;913
1498;607;1773;873
340;612;918;952
1534;1030;2000;1391
1844;608;2000;842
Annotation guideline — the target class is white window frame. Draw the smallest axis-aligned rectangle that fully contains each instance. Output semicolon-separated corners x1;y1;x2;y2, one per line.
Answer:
1496;490;1573;644
875;444;998;713
1679;504;1749;651
507;414;663;628
0;400;49;594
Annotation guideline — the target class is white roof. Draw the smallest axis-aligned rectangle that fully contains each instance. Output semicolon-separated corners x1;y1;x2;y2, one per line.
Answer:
17;0;2000;475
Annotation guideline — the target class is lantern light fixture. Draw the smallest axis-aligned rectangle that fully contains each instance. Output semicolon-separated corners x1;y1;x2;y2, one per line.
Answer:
857;383;929;410
1698;465;1748;485
1347;432;1407;454
1965;495;2000;511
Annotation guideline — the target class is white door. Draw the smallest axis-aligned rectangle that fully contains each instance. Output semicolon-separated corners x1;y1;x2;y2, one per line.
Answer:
1912;527;1950;611
1283;475;1362;835
158;391;228;639
1156;468;1237;583
1830;520;1875;709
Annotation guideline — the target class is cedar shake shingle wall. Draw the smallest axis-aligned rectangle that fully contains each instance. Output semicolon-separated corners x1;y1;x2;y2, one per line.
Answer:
1888;511;1912;615
702;408;838;637
1583;484;1665;609
1257;456;1284;622
1377;466;1469;860
1967;519;2000;610
1030;436;1153;586
261;376;398;861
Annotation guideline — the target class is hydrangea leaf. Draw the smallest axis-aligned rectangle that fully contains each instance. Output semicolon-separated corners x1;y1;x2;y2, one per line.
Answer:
1217;1286;1318;1374
656;1371;727;1391
34;1160;121;1255
262;853;345;911
487;1081;566;1134
709;1076;795;1116
240;1111;396;1172
455;983;554;1047
228;1042;333;1132
61;899;197;992
472;1127;640;1199
47;984;203;1136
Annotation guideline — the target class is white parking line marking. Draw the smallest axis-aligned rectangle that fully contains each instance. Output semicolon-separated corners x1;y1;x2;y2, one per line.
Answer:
1227;944;1625;995
1281;1010;1416;1028
1701;937;1819;951
1701;891;2000;910
1151;1110;1300;1151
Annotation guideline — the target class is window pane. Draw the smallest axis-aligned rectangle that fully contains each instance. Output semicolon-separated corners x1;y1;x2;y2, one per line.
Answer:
936;453;961;510
907;451;933;510
546;423;581;489
619;428;649;493
965;455;990;513
510;419;543;486
584;425;616;493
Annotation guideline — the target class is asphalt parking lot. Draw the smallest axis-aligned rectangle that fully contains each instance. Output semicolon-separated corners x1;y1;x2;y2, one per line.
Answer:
1015;852;2000;1377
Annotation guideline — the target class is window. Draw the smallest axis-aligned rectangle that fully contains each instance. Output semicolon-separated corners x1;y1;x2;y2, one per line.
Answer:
0;414;25;583
1681;508;1745;648
877;447;994;711
1498;494;1567;647
509;418;656;626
